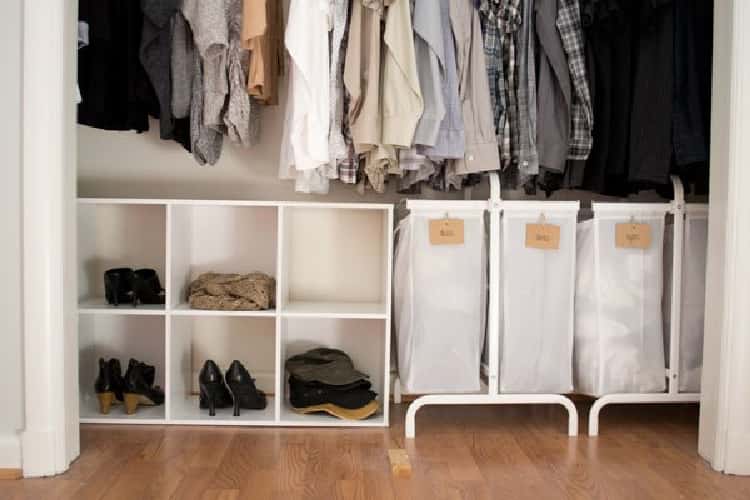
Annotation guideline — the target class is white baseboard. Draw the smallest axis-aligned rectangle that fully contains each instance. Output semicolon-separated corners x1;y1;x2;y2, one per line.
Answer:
0;433;21;469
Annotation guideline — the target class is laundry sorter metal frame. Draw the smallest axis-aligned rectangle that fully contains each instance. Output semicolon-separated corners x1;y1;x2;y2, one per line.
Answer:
396;173;579;438
587;176;702;436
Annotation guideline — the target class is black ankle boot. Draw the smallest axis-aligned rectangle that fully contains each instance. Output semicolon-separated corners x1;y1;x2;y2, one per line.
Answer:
94;358;125;414
199;360;234;416
104;268;135;306
123;359;164;415
132;269;165;306
225;360;267;416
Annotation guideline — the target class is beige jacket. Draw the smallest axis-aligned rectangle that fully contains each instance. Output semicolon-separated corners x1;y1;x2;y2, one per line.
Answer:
242;0;284;105
344;1;383;153
448;0;500;175
381;0;423;148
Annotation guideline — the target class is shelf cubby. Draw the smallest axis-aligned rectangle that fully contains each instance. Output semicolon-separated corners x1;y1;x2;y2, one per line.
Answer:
168;315;276;424
78;202;167;312
279;206;390;318
169;203;278;312
78;315;166;424
278;317;388;427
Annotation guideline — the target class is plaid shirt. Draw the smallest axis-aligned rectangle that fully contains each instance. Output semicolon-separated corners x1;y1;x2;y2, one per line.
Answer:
479;0;521;164
557;0;593;160
501;0;522;165
479;2;504;142
515;0;538;176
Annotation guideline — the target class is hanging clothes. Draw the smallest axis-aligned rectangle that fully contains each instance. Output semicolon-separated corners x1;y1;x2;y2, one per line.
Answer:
329;0;351;174
557;0;593;162
673;0;712;169
446;0;500;180
174;6;224;165
417;0;465;161
581;0;636;196
381;0;423;149
181;0;229;132
76;21;89;104
345;1;383;162
280;0;331;193
171;10;194;123
535;0;572;174
627;0;674;186
242;0;284;105
78;0;157;133
411;0;446;148
337;7;361;185
500;1;522;164
225;0;261;147
517;0;539;177
140;0;190;150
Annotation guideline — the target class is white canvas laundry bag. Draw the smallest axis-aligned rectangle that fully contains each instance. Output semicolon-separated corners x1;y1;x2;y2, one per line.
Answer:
574;204;668;396
394;206;487;394
498;203;578;394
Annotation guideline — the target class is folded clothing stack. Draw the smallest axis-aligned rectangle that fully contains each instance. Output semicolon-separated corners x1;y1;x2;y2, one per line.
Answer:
188;272;275;311
285;348;378;420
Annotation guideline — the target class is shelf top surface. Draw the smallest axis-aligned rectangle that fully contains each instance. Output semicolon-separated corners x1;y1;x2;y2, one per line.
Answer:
78;198;394;211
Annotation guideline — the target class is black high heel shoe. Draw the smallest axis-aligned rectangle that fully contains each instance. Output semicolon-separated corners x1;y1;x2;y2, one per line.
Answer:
123;359;164;415
199;360;233;416
133;269;165;306
225;360;267;416
94;358;125;414
104;268;135;306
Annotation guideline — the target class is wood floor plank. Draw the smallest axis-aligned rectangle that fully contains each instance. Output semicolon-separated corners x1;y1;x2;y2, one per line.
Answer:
7;404;750;500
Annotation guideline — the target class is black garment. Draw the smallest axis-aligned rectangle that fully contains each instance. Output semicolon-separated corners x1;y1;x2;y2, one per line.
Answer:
288;376;376;410
628;0;674;185
581;0;636;196
140;0;190;151
673;0;713;167
78;0;157;132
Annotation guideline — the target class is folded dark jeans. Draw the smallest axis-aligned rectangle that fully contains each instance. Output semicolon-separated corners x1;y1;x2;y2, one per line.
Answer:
288;376;376;410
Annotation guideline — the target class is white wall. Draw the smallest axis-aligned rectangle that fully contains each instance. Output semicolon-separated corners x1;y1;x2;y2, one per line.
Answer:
0;0;24;469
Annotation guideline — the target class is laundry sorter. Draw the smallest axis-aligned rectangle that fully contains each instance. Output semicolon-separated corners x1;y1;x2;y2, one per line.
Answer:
394;174;708;438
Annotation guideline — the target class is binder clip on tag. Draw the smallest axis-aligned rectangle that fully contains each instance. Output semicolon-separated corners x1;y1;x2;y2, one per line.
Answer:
615;215;652;249
429;213;464;245
525;212;560;250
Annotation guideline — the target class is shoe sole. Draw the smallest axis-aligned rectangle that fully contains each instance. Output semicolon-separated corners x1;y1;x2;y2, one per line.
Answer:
293;400;379;420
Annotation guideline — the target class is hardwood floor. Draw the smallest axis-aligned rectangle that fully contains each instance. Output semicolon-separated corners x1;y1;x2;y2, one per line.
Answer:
2;403;749;500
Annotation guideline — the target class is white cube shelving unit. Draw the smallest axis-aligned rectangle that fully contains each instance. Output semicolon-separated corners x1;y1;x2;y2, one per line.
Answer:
78;199;393;427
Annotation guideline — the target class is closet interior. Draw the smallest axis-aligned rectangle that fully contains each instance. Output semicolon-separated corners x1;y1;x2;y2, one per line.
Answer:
76;0;713;433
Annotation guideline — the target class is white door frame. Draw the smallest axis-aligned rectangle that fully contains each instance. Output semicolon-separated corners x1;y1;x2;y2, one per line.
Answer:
698;0;750;475
20;0;79;477
15;0;750;477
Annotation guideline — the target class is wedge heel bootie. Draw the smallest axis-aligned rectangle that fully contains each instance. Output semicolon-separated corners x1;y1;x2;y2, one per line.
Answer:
94;358;125;415
122;359;164;415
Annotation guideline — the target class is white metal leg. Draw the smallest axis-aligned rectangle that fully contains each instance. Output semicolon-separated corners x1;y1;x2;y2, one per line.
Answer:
393;377;402;404
588;393;700;436
405;394;579;438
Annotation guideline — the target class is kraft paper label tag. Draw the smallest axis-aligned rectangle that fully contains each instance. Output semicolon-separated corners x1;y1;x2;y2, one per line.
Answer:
616;223;652;249
525;223;561;250
429;219;464;245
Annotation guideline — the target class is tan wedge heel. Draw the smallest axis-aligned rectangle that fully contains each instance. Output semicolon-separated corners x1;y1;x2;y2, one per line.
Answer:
123;393;140;415
97;392;116;415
